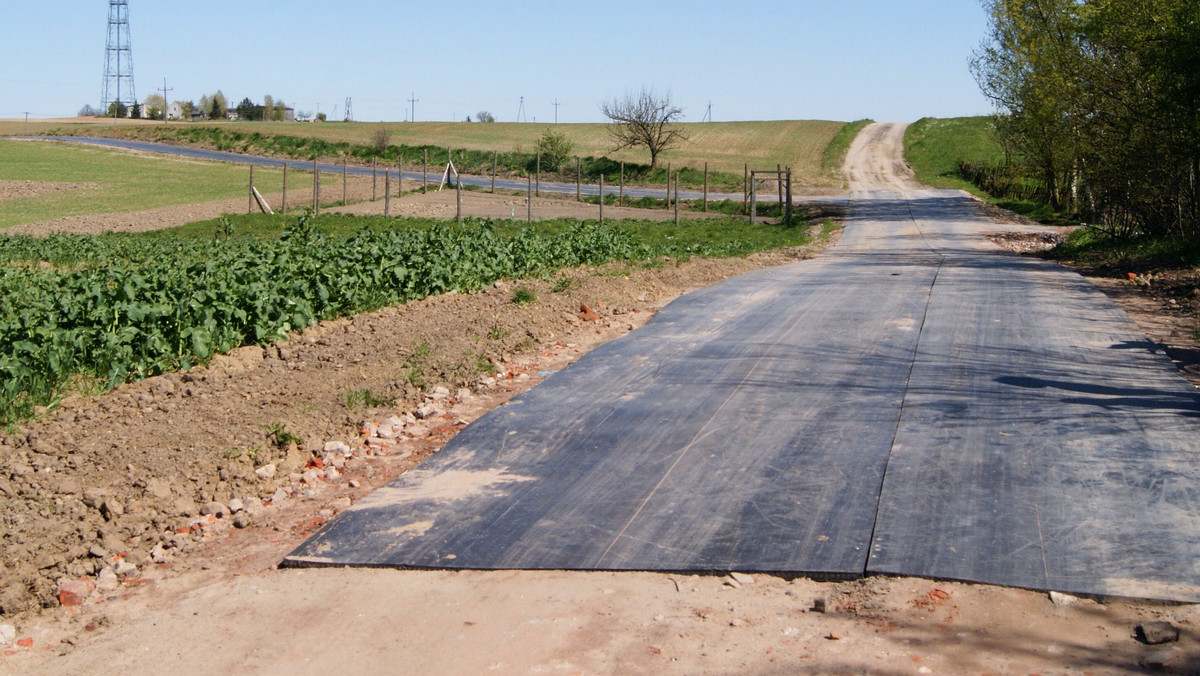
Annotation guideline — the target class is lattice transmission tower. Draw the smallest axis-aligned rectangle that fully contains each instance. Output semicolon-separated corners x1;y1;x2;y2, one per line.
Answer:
101;0;137;116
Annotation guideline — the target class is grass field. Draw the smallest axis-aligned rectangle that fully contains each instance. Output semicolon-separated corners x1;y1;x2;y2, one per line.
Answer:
903;116;1005;194
0;139;337;230
904;116;1072;224
8;117;849;190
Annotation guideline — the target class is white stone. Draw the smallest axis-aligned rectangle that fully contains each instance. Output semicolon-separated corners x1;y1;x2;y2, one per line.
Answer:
114;560;138;578
324;441;352;454
200;502;229;518
227;498;245;514
149;544;170;564
0;624;15;646
96;567;120;591
271;487;289;504
254;464;277;481
1049;591;1080;607
416;403;441;420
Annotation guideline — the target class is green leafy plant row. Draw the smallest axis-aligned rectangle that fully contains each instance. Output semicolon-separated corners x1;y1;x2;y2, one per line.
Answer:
0;213;821;425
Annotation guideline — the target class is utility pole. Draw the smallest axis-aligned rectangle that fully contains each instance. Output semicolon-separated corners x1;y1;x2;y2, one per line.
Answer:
159;77;173;122
517;96;527;123
702;102;712;123
23;113;29;135
408;92;418;122
553;98;561;124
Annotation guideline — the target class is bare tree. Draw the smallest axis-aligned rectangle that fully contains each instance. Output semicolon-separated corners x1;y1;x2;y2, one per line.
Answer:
600;88;688;170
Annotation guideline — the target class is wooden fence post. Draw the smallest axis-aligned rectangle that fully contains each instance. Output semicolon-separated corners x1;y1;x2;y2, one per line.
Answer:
576;158;581;202
372;157;378;202
527;175;532;223
743;163;749;218
422;150;428;193
599;173;604;224
342;158;347;206
282;163;288;215
674;172;680;225
491;150;498;194
313;159;320;216
248;166;254;214
786;167;793;225
536;152;541;197
703;162;708;213
385;172;391;217
750;173;757;225
619;161;624;207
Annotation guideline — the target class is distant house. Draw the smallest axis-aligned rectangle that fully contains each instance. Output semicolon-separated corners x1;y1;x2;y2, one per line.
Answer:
283;107;295;122
226;109;240;121
167;102;184;121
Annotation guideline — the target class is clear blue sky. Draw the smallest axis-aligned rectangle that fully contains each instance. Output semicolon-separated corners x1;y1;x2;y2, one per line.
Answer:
3;1;993;123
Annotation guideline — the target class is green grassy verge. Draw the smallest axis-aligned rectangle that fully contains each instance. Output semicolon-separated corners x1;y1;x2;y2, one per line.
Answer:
1045;227;1200;270
904;117;1004;194
0;211;833;425
904;117;1074;224
822;119;874;180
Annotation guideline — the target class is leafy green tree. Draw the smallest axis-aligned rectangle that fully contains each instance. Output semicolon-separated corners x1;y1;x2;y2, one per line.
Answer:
972;0;1200;237
535;128;574;172
236;97;256;121
143;93;166;120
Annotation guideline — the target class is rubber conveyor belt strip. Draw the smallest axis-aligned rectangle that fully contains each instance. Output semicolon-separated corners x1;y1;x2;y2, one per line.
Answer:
285;190;1200;602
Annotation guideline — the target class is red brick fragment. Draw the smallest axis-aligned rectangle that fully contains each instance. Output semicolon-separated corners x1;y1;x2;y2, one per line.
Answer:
579;304;601;322
56;579;95;607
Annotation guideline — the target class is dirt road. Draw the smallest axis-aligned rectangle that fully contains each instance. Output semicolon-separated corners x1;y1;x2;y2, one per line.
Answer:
5;126;1198;675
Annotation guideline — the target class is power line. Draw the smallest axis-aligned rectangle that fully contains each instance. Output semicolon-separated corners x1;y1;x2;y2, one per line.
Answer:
408;92;419;122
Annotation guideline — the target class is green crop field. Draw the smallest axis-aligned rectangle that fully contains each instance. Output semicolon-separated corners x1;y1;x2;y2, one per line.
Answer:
16;117;851;190
0;211;834;424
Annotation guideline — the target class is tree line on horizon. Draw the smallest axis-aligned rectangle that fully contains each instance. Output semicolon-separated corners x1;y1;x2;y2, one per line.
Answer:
972;0;1199;239
80;91;295;122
